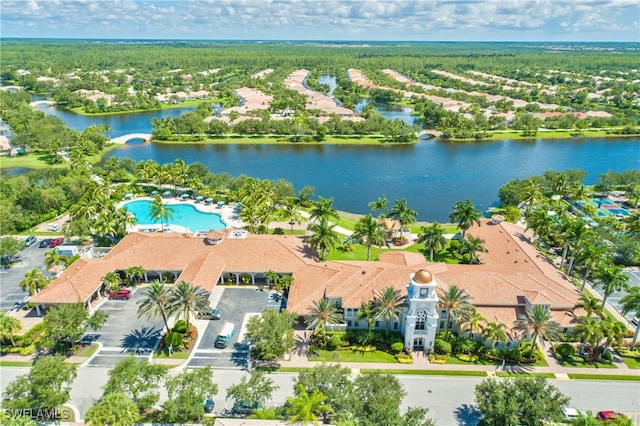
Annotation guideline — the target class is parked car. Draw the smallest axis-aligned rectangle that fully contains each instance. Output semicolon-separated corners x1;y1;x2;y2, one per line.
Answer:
196;308;222;320
203;399;215;413
49;237;65;248
39;239;53;248
563;407;581;420
24;236;37;247
232;401;263;415
596;411;629;422
47;223;60;231
108;289;132;300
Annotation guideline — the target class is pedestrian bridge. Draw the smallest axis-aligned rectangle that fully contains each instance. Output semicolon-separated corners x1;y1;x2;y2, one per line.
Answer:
29;100;56;108
1;86;23;92
110;133;153;144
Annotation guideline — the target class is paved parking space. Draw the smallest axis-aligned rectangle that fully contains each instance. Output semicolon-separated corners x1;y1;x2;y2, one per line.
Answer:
86;287;164;367
593;267;640;323
188;287;270;369
0;242;48;313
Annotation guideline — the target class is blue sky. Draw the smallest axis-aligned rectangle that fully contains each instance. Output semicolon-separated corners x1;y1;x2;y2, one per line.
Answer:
1;0;638;42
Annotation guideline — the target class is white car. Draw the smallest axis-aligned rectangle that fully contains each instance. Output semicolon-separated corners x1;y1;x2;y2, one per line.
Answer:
563;407;581;420
48;223;60;231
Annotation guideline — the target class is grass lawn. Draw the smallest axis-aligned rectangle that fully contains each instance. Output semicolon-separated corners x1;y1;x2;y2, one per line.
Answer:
495;372;555;378
153;349;191;359
360;368;487;376
74;343;99;357
446;355;548;367
160;135;397;146
67;99;207;116
0;361;33;367
557;357;617;369
309;347;398;363
568;373;640;381
620;356;640;369
0;144;119;171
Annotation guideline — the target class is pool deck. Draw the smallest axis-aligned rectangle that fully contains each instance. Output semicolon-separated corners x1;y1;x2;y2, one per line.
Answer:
122;196;245;233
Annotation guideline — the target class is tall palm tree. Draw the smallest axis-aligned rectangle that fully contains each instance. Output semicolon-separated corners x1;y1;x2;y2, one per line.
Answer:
574;294;603;319
602;318;627;352
286;385;333;426
149;194;174;232
137;280;173;332
577;239;611;291
307;217;340;262
449;199;482;242
356;300;375;331
525;206;554;240
461;235;487;264
279;197;304;235
304;298;343;336
125;266;146;286
522;179;546;213
389;198;417;240
114;208;138;239
371;286;405;336
461;307;487;338
593;263;629;308
513;305;562;357
44;248;69;270
19;268;49;296
102;271;121;291
417;221;447;262
620;286;640;346
0;312;22;346
352;215;386;261
168;281;211;330
368;197;388;221
563;218;588;273
438;285;473;340
482;322;508;348
309;196;339;223
626;212;640;234
573;316;605;349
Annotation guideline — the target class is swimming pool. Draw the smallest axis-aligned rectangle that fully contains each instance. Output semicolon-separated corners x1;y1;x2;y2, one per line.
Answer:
123;200;226;232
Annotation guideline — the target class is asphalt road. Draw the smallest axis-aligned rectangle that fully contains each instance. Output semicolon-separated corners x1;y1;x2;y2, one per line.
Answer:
2;368;639;425
0;241;46;313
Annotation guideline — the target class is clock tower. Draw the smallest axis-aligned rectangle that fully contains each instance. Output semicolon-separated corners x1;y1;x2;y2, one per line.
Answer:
403;268;439;352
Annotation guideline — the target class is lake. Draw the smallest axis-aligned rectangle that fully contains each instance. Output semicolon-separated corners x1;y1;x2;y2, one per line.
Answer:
104;137;640;222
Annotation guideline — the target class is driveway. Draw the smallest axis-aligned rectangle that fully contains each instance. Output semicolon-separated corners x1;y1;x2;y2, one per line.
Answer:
0;240;48;313
86;287;164;367
188;287;270;369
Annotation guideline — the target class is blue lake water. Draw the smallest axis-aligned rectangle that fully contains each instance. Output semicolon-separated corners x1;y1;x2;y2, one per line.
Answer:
107;137;640;222
123;200;226;231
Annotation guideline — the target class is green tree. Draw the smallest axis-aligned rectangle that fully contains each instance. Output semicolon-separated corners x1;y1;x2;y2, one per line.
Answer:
102;355;167;414
620;286;640;346
389;198;417;240
461;307;486;337
305;298;344;337
522;178;547;213
286;384;333;426
101;271;121;291
461;234;487;264
352;214;386;261
574;316;605;349
354;373;405;426
162;365;218;424
513;305;562;357
137;280;172;332
307;217;341;262
417;222;447;262
482;321;508;348
356;300;375;331
371;286;405;336
225;370;277;409
168;281;211;330
368;197;388;221
124;265;145;286
0;236;24;264
575;294;603;319
19;268;49;296
39;304;107;353
449;199;482;242
84;392;141;426
149;194;174;232
245;309;297;360
474;377;569;426
0;311;22;346
295;363;357;421
279;197;304;234
438;285;473;341
2;355;77;411
592;263;629;308
310;196;339;223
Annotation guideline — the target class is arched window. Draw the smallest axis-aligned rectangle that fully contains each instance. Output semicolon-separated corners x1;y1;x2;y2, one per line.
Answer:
415;309;427;330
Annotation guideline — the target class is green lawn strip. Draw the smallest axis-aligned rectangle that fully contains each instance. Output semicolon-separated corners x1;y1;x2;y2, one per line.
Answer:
445;356;499;366
160;135;395;145
75;343;99;357
495;372;556;378
309;348;398;363
67;99;207;116
620;356;640;369
153;350;191;359
557;359;616;369
0;361;33;367
568;373;640;381
360;368;487;376
256;366;316;373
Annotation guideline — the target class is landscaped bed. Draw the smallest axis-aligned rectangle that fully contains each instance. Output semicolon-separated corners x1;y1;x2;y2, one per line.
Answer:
309;347;399;363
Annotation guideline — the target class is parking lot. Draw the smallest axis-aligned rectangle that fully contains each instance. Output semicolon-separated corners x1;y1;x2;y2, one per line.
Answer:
0;239;49;313
86;288;164;367
187;287;273;369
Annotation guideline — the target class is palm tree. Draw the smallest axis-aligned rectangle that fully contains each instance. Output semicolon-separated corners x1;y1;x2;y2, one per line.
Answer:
137;280;173;332
593;263;629;308
352;215;386;261
602;318;627;352
574;294;603;319
461;235;487;264
438;285;473;340
309;196;339;223
356;300;375;331
0;312;22;346
44;248;69;270
19;268;49;296
574;316;605;349
417;222;447;262
389;198;417;240
305;298;343;336
371;286;405;336
168;281;211;330
525;207;554;240
563;218;588;273
461;307;487;338
114;208;137;239
620;286;640;346
577;239;611;291
449;199;482;242
279;197;304;235
102;271;121;291
307;217;340;262
482;322;508;348
522;179;546;213
368;197;388;221
513;305;562;357
125;266;146;286
286;385;333;426
149;194;174;232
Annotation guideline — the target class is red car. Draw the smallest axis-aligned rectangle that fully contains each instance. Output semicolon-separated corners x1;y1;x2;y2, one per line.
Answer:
49;237;65;248
108;289;132;300
596;411;629;422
